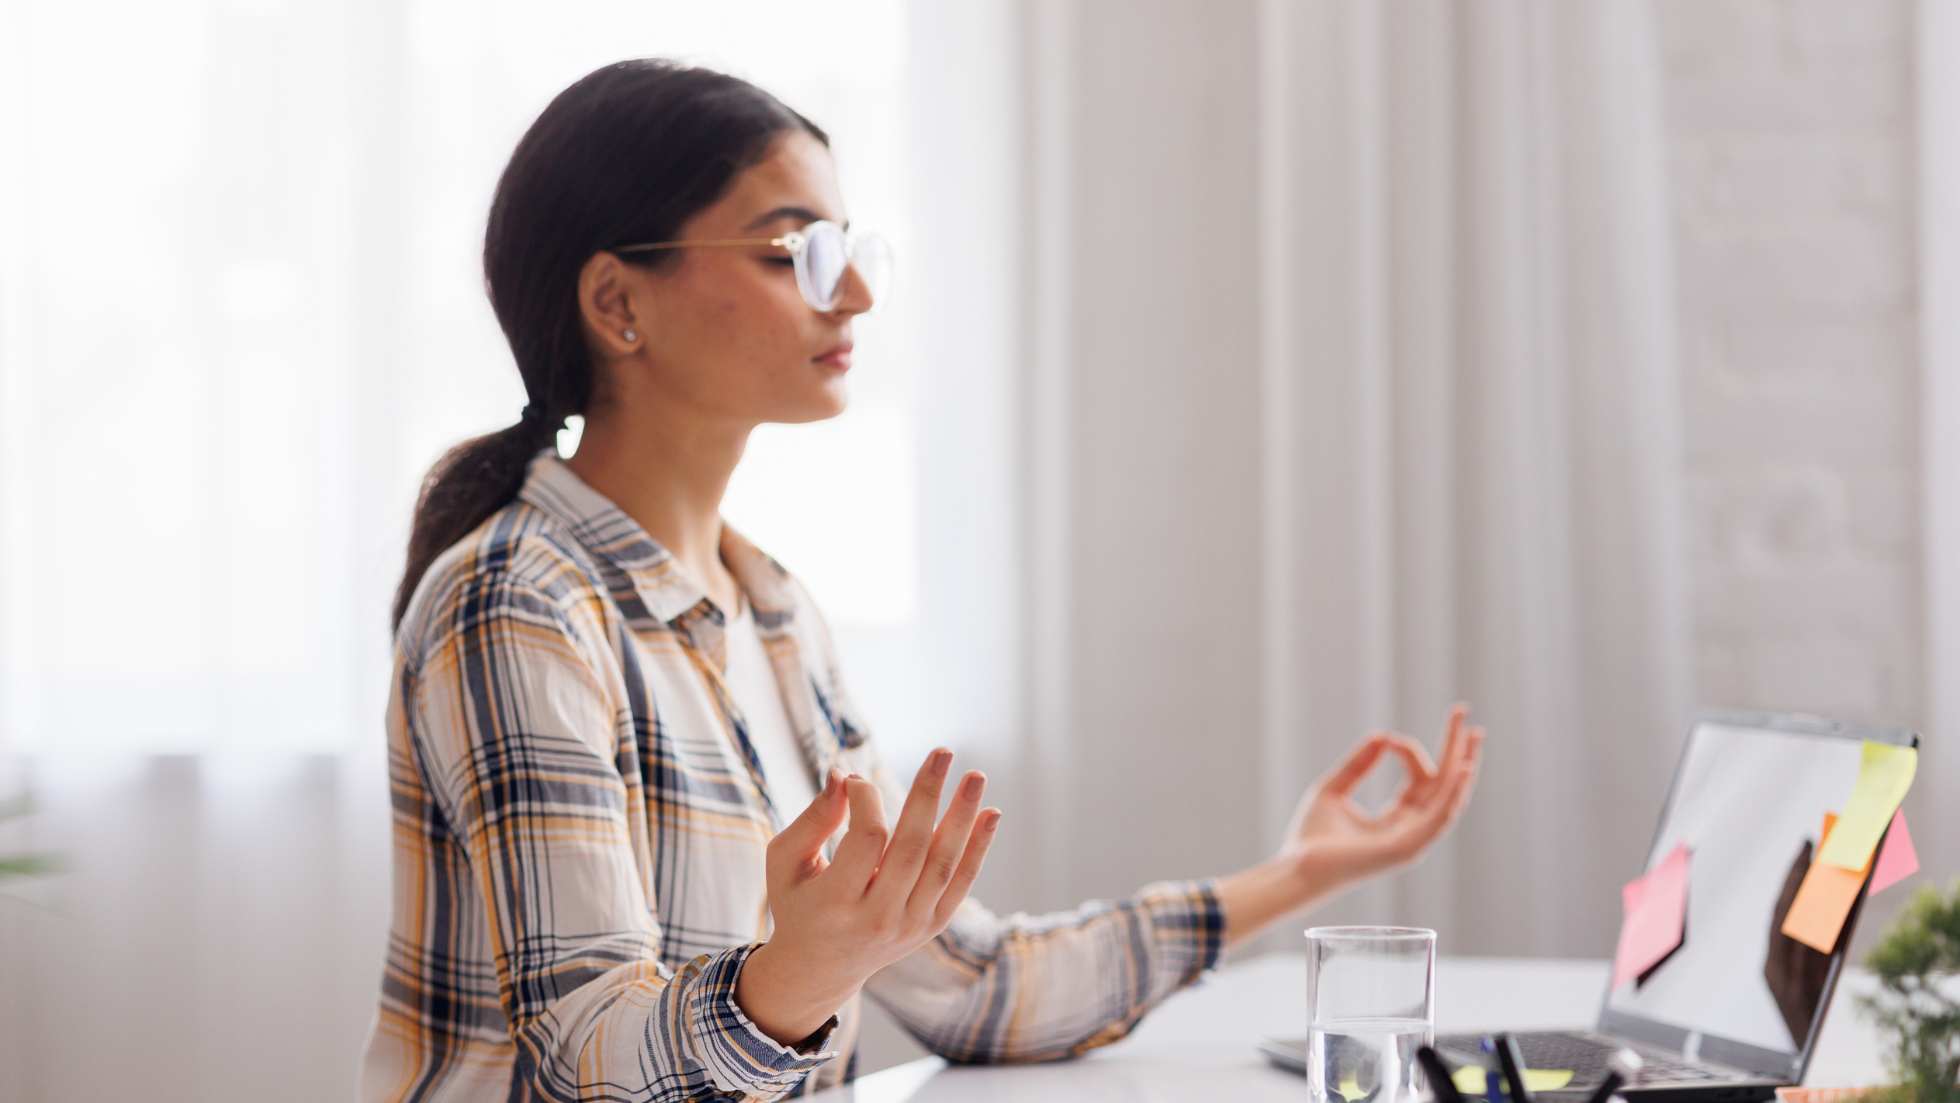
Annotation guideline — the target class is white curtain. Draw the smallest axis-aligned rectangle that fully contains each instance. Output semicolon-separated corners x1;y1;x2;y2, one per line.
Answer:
0;756;388;1099
1019;0;1690;958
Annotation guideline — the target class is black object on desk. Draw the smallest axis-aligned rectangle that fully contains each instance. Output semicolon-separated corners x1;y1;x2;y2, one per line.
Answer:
1494;1033;1534;1103
1417;1044;1466;1103
1581;1048;1644;1103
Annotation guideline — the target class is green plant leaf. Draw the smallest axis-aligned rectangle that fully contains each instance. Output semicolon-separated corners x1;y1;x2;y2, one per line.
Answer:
0;855;59;879
1861;878;1960;1103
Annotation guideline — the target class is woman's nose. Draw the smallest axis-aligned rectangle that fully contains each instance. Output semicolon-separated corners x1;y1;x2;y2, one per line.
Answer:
830;260;876;316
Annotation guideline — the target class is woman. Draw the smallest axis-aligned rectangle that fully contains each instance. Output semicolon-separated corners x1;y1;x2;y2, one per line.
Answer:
360;59;1485;1102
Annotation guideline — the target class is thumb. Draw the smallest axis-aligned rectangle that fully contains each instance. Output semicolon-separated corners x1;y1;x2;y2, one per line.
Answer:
768;768;850;882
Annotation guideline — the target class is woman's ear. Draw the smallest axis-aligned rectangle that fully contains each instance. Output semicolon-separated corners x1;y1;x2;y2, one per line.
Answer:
576;251;647;357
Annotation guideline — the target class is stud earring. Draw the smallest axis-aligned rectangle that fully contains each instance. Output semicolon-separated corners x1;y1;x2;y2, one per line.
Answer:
622;328;637;342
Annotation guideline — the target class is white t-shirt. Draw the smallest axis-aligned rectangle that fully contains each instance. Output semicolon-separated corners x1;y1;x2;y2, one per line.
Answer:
723;592;822;819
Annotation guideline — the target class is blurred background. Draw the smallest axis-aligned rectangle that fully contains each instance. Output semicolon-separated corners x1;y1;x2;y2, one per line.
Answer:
1;0;1954;1098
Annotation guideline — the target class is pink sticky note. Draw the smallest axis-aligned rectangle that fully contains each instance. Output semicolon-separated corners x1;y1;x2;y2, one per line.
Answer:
1869;810;1919;896
1612;842;1691;989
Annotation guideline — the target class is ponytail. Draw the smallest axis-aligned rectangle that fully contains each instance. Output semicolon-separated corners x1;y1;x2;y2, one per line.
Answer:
390;414;557;630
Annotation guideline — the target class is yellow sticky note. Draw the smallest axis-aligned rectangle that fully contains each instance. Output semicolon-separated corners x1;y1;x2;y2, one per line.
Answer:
1451;1067;1576;1095
1818;742;1917;871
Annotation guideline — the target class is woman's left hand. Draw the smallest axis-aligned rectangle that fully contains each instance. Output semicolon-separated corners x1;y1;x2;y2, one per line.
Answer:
1277;703;1485;895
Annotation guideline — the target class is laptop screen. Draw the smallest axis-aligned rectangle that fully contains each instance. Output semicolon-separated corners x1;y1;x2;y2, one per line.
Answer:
1599;716;1912;1072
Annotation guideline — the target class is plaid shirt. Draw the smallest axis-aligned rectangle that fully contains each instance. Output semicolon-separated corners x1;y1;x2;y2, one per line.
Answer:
359;450;1225;1101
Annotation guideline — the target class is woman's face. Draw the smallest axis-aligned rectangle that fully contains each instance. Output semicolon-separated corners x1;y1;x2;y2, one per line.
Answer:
580;129;873;429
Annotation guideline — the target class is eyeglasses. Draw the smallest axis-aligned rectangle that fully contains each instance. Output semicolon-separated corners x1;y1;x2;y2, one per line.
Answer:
611;219;893;313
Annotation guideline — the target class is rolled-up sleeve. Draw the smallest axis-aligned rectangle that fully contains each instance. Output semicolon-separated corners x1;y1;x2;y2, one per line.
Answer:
404;571;838;1101
864;873;1224;1063
855;763;1224;1063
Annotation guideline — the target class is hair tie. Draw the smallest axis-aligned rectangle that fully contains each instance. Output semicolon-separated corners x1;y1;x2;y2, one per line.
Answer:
519;403;546;427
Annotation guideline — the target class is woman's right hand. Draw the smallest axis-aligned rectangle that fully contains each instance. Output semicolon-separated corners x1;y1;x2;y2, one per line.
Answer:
735;748;1002;1046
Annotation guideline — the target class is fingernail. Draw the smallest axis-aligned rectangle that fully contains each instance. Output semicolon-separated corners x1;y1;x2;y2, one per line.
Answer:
930;749;952;773
847;772;864;782
962;773;985;797
981;810;1002;830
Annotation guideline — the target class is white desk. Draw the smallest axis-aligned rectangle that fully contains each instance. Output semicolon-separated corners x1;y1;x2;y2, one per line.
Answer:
809;954;1889;1102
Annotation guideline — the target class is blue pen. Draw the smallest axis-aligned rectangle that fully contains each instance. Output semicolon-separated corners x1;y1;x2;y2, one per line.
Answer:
1479;1038;1503;1103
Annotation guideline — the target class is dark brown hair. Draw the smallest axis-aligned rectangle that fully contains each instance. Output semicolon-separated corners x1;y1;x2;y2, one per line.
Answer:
391;59;827;630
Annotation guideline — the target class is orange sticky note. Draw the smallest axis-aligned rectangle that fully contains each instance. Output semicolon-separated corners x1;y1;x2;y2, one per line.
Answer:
1781;813;1871;954
1613;842;1690;988
1868;809;1918;896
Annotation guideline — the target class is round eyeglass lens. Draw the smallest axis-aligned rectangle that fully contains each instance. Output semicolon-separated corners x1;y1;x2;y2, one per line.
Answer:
798;221;850;310
793;222;894;311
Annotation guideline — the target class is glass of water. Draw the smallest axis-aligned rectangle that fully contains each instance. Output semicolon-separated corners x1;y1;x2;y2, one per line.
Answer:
1306;926;1437;1103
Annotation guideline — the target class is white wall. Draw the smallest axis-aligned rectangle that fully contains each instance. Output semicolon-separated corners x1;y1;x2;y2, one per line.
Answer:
1660;0;1920;728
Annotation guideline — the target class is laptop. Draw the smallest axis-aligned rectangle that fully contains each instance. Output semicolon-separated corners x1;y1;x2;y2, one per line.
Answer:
1259;711;1920;1103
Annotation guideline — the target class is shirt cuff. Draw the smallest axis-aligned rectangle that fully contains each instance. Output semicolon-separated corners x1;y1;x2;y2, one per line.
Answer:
691;943;840;1095
1137;877;1228;991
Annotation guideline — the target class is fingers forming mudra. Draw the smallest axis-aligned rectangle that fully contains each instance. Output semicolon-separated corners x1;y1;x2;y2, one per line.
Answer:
763;748;1002;993
1286;703;1486;883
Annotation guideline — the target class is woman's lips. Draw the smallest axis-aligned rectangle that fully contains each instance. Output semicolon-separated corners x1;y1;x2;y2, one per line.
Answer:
814;343;854;370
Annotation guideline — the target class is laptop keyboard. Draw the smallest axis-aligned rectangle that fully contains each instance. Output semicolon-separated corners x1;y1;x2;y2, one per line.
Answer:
1437;1031;1723;1084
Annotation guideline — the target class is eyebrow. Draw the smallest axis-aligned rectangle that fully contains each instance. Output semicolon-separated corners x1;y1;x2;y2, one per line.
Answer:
742;205;850;233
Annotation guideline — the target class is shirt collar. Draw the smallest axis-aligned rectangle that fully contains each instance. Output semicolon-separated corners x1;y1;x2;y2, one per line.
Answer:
518;449;867;756
516;449;799;629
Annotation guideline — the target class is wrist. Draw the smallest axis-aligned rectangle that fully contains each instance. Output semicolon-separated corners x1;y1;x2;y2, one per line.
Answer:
735;940;857;1048
1217;853;1329;950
